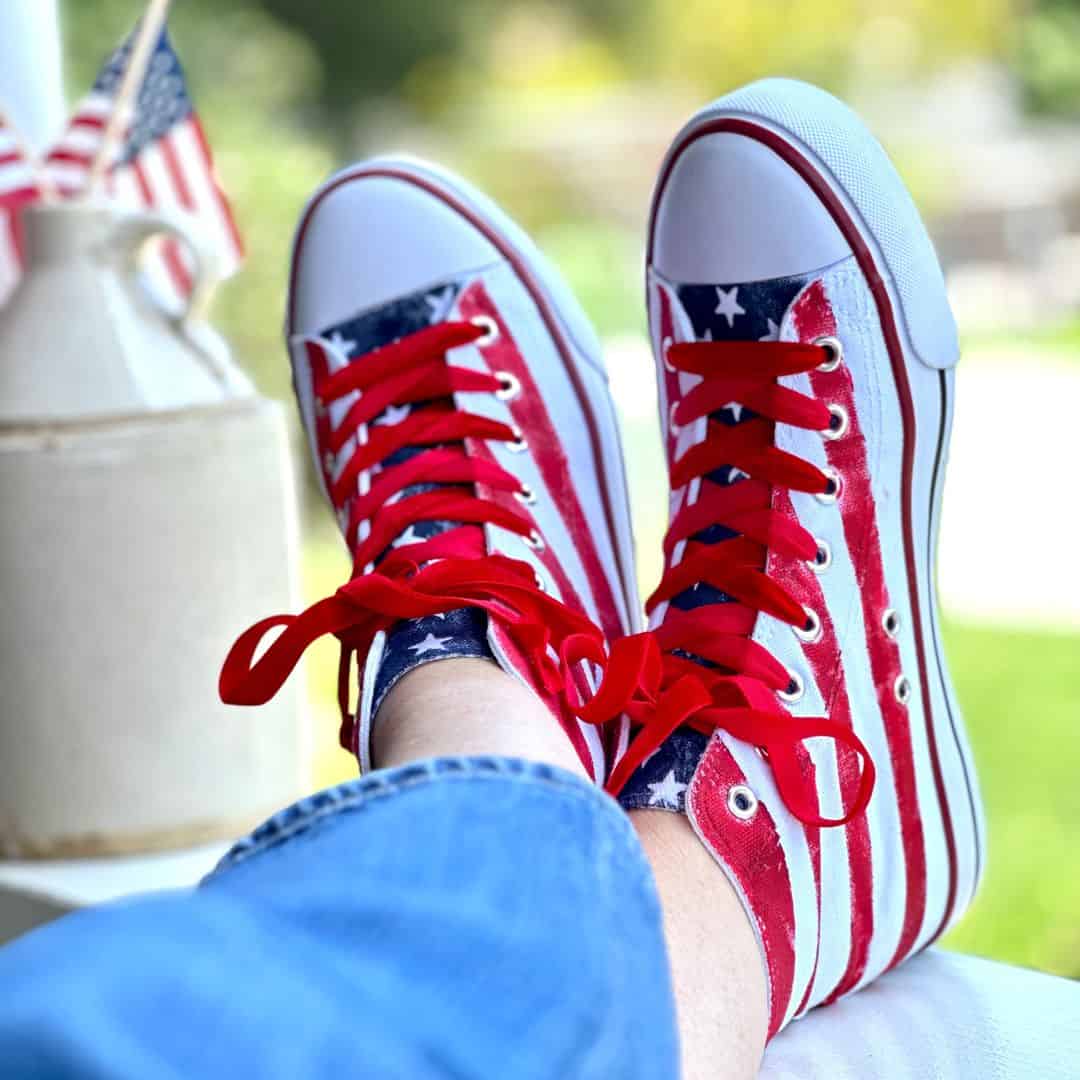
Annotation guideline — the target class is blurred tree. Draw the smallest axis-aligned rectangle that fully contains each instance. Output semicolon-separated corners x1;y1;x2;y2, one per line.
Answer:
1015;0;1080;116
631;0;1011;98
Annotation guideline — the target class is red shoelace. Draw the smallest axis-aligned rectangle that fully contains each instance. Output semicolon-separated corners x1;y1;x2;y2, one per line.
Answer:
220;323;875;826
582;338;875;827
219;320;625;752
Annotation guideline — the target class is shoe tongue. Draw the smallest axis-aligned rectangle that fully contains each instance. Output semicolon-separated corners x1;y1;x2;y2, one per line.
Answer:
673;273;813;344
319;276;479;560
320;278;462;359
667;272;813;617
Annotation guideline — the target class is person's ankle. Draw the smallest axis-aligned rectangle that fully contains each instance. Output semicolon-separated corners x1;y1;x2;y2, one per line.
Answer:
371;657;590;780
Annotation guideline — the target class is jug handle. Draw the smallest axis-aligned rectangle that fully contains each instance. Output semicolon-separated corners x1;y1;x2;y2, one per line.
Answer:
104;207;243;388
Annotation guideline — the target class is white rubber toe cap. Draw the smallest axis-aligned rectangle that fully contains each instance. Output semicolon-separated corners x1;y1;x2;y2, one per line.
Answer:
289;165;502;336
652;131;852;285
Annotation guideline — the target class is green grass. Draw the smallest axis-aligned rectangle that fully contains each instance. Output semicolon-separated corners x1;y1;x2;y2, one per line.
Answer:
962;316;1080;361
938;623;1080;977
300;530;1080;979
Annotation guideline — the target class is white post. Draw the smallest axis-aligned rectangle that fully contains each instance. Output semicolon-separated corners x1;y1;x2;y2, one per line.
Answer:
0;0;65;152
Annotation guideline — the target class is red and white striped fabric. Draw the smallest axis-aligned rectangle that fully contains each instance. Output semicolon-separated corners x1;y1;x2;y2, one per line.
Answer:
218;159;640;781
0;116;39;305
43;91;114;196
44;28;242;312
632;78;985;1042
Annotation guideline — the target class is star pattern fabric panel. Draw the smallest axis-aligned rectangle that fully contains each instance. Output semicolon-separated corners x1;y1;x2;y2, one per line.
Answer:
317;278;497;721
619;272;813;813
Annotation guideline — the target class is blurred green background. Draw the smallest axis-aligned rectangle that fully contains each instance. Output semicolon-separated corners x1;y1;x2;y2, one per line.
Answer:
62;1;1080;979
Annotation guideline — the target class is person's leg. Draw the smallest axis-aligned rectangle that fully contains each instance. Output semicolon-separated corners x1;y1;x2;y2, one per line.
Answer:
0;662;678;1080
378;663;770;1079
374;658;587;779
632;812;768;1080
377;662;768;1080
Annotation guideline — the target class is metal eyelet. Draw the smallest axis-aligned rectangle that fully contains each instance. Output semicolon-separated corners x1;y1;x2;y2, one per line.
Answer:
815;335;843;372
814;466;843;504
794;607;823;644
471;315;500;345
823;403;849;440
495;371;520;401
534;571;548;593
515;484;537;506
882;608;901;638
894;674;912;704
811;539;832;573
662;336;676;372
728;784;759;820
778;671;805;703
525;529;545;552
669;400;680;434
507;427;528;453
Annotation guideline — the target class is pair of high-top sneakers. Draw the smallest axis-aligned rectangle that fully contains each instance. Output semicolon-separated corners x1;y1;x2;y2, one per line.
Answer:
221;79;984;1038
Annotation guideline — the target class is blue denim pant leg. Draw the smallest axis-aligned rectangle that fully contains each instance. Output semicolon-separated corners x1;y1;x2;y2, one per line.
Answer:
0;757;679;1079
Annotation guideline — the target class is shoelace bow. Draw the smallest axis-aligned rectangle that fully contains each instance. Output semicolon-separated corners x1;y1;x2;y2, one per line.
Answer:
581;339;875;827
219;323;875;826
219;320;629;751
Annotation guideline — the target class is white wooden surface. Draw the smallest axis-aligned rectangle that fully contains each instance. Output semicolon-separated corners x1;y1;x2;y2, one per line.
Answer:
762;948;1080;1079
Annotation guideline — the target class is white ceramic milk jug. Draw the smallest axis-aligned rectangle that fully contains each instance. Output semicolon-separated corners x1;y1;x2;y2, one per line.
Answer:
0;202;308;857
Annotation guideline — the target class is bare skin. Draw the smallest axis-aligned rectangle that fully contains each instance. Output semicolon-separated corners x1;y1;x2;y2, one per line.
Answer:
375;658;768;1080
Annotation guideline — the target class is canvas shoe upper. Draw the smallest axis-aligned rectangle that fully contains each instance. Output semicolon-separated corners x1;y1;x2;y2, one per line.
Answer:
614;79;986;1038
219;159;640;782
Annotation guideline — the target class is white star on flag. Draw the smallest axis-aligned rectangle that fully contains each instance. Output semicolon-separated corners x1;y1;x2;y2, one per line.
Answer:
393;525;425;548
759;318;780;342
647;769;688;808
727;466;750;483
714;286;746;328
409;633;452;656
723;402;745;423
327;330;357;357
376;403;410;427
425;286;457;322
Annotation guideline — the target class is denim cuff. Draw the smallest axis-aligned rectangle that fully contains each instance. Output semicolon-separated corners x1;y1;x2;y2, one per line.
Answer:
205;756;615;882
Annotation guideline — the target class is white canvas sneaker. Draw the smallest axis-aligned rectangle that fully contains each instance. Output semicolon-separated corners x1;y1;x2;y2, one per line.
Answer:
220;159;639;781
614;78;986;1037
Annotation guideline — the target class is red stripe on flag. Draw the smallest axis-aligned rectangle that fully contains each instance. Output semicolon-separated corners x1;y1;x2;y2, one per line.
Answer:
133;158;192;299
45;149;94;167
0;185;39;212
161;135;195;210
190;118;244;259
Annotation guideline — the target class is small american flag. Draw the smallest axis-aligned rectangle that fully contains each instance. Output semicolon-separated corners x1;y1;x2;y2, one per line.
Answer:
0;114;39;305
46;27;243;311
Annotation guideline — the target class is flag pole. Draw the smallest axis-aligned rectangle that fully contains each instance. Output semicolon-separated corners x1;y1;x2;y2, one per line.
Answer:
83;0;174;199
0;104;57;202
